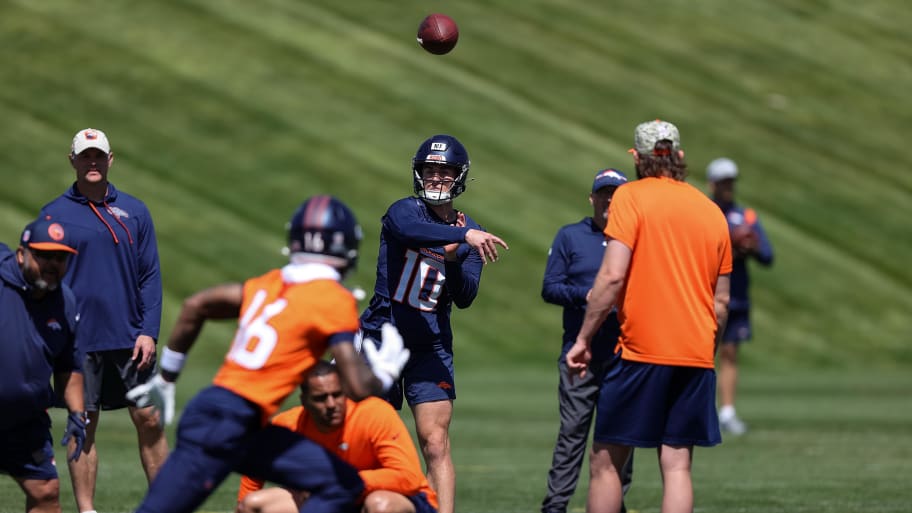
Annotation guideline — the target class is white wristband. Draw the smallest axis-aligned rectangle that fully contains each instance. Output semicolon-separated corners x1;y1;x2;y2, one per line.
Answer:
159;347;186;374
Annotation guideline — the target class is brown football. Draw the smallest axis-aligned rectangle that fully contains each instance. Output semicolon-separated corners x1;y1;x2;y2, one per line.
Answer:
417;14;459;55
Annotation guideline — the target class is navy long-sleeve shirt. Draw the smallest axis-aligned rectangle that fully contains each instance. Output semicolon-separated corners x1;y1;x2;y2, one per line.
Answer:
360;197;483;350
0;243;80;430
717;202;774;312
542;217;620;361
40;183;162;352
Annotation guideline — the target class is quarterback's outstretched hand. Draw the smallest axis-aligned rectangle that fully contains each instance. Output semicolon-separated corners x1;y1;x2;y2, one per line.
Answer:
126;374;175;428
61;411;87;462
465;228;509;264
363;323;411;392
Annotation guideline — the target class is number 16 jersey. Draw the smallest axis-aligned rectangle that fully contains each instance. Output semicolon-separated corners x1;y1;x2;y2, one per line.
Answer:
360;197;485;350
213;264;360;421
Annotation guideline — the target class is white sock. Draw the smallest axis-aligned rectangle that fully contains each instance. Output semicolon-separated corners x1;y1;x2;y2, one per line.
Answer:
82;510;98;513
719;405;736;421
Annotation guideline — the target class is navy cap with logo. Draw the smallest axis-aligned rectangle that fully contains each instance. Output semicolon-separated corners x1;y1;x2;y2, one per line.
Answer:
20;218;79;254
592;168;629;192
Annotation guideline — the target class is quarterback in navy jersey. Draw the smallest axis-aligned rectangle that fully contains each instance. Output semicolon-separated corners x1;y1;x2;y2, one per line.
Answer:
360;134;508;513
1;218;86;513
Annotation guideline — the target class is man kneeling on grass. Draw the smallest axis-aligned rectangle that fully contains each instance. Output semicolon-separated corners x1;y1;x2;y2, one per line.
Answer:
237;360;438;513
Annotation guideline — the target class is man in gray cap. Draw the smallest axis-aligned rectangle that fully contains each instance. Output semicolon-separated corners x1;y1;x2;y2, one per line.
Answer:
706;157;775;436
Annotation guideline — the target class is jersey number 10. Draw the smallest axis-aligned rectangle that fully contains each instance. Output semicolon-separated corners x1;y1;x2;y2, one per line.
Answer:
393;249;445;312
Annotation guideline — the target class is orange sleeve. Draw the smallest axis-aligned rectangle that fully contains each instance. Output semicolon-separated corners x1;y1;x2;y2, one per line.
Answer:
237;475;266;504
236;408;306;504
605;185;639;249
354;400;427;497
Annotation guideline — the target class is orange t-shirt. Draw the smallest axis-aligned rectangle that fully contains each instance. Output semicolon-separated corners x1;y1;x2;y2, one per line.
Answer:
237;398;438;509
212;268;360;420
605;176;732;368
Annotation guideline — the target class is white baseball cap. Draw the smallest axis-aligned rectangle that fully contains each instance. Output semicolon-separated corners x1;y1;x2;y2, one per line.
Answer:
71;128;111;155
706;157;739;182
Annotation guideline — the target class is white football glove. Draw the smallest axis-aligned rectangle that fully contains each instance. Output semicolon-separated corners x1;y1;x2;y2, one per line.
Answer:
126;374;175;428
362;323;410;392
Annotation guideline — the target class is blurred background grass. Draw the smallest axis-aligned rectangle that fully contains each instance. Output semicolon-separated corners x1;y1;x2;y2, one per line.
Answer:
0;1;909;511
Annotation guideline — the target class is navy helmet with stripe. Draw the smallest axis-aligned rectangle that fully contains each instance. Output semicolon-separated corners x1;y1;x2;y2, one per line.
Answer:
287;195;362;276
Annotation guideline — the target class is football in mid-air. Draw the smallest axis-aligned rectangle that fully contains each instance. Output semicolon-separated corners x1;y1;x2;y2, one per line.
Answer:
417;14;459;55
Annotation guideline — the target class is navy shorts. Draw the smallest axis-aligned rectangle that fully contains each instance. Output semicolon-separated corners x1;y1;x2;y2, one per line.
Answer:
83;348;158;411
593;359;721;448
136;386;363;513
387;345;455;410
409;491;439;513
721;310;751;344
0;413;57;480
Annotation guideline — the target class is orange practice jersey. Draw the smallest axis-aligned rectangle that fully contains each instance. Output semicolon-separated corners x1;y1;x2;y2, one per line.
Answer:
605;176;732;368
237;397;438;509
212;268;360;420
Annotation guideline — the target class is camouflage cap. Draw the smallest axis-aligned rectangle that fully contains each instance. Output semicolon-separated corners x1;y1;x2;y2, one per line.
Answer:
633;119;681;155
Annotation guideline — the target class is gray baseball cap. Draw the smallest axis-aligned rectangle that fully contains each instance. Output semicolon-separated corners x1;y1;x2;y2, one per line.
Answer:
633;119;681;155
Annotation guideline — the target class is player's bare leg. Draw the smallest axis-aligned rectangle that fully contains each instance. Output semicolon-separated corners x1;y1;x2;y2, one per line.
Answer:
363;490;418;513
238;488;299;513
413;400;454;513
15;477;60;513
128;405;169;483
658;444;693;513
718;343;738;412
68;410;99;513
586;443;629;513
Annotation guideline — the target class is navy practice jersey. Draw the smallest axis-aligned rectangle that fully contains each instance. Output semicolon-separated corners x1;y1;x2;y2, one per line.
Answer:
0;243;80;430
716;202;774;312
542;217;620;361
361;197;484;349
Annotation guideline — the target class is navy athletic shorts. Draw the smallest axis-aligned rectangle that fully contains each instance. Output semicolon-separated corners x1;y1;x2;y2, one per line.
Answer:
593;359;721;448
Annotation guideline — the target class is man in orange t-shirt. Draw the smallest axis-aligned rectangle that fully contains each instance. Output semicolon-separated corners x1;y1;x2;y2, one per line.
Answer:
567;120;732;513
237;360;438;513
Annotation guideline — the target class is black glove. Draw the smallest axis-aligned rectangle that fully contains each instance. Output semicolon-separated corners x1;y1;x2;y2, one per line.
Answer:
61;411;87;462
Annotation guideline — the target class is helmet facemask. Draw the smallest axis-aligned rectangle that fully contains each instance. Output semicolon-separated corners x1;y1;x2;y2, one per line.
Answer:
413;166;468;205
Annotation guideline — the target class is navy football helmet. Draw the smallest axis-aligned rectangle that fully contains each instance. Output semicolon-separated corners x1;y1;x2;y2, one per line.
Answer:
287;195;362;276
412;134;470;205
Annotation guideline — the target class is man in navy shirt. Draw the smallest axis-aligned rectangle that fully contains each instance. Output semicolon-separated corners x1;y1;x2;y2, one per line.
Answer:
540;169;633;513
1;217;86;513
360;134;508;513
706;158;775;435
40;129;167;513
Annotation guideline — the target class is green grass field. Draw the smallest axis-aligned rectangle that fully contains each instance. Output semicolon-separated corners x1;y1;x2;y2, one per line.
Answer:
1;1;910;512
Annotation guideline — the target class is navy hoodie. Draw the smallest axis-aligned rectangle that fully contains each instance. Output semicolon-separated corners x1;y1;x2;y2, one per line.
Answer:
0;243;80;429
40;183;162;352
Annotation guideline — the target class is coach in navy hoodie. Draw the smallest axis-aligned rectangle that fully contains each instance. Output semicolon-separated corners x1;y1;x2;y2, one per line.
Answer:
39;128;168;513
1;218;85;512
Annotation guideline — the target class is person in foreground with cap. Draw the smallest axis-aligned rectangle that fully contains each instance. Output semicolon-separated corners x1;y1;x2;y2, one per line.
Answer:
705;158;774;436
540;169;634;513
38;128;167;513
1;218;86;513
567;120;732;513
